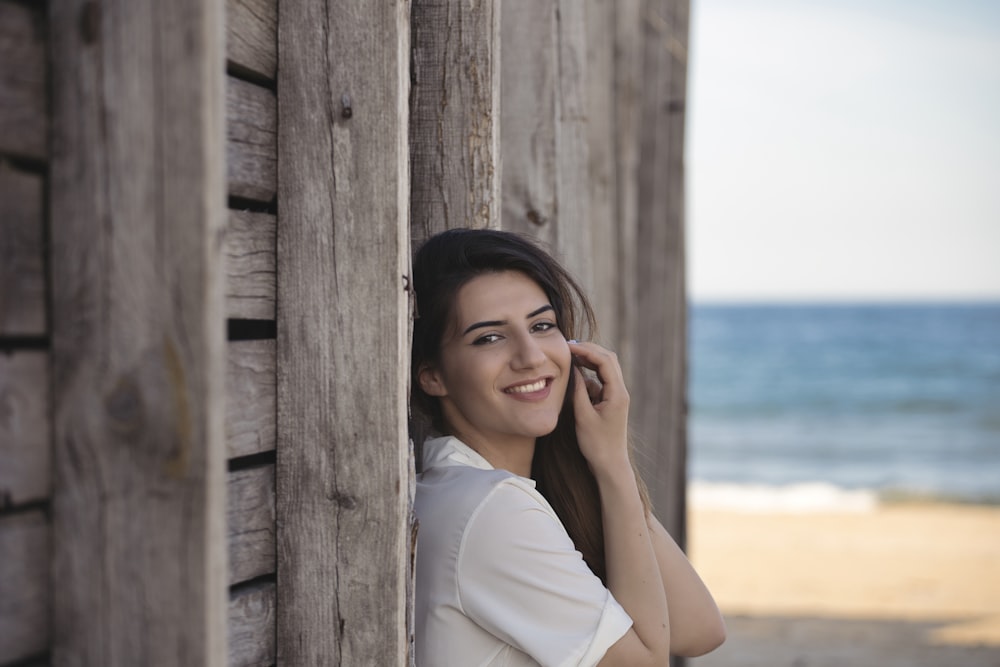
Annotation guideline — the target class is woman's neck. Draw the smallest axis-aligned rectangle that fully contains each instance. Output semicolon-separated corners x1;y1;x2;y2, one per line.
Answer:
452;430;536;478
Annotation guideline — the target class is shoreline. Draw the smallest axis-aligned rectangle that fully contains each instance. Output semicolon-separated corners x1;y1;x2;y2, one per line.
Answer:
686;499;1000;666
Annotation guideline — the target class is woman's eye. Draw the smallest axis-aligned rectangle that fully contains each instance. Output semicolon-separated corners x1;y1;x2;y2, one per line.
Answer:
531;321;556;333
472;333;502;345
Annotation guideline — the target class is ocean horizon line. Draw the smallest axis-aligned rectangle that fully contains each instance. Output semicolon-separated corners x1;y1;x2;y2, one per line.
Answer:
688;297;1000;307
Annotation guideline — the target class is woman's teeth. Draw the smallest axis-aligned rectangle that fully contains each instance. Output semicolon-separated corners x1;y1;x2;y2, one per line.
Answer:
506;379;546;394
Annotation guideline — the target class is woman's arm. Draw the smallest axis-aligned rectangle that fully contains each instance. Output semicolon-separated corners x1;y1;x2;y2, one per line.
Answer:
648;514;726;656
568;342;670;666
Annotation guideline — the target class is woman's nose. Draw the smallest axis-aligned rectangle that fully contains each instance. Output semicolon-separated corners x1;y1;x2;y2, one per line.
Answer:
511;333;547;369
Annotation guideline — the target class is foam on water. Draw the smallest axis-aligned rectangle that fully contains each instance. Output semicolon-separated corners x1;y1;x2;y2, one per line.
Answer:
688;480;879;514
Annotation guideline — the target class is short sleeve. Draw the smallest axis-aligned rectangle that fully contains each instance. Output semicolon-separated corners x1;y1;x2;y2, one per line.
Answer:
457;480;633;667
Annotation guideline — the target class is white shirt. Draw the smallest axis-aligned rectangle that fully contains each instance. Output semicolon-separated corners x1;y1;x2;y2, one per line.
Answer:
414;436;633;667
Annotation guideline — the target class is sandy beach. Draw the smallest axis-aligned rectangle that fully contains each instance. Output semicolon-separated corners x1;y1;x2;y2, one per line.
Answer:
686;501;1000;667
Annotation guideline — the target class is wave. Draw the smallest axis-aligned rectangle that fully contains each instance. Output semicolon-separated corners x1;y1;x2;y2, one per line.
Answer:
688;480;879;514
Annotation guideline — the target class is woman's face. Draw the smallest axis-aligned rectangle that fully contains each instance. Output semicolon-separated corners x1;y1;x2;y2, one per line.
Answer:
419;270;572;451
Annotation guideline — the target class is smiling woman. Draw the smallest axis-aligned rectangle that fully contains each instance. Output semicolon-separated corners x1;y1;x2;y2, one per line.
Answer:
410;228;726;666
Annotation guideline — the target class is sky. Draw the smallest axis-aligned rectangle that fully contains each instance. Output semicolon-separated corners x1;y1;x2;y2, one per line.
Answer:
686;0;1000;302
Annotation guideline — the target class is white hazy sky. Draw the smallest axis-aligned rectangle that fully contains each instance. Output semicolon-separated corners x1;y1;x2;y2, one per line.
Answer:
687;0;1000;301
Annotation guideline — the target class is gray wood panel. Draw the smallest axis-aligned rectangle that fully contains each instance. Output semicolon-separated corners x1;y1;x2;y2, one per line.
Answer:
228;580;275;667
48;0;229;663
277;0;412;662
226;209;276;320
631;0;690;541
226;0;277;82
0;164;45;336
228;465;275;586
0;511;49;664
0;351;49;507
226;339;275;459
501;0;593;294
410;0;500;248
0;1;46;160
227;76;276;203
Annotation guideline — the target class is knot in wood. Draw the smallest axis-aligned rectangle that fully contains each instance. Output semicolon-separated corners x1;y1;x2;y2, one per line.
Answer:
105;376;143;435
330;491;358;510
341;94;353;119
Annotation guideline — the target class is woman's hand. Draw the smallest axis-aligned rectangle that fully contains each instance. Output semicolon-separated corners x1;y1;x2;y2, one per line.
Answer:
568;341;631;474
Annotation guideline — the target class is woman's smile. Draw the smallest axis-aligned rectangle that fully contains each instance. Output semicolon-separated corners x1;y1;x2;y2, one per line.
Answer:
503;376;553;399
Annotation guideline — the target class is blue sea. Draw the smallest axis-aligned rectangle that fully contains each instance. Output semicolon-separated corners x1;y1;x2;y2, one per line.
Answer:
687;303;1000;510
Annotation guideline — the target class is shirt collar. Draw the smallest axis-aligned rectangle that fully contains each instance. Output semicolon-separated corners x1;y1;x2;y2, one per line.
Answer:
422;435;494;471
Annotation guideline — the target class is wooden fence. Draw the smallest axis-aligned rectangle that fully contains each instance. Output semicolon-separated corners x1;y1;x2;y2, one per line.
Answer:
0;0;690;664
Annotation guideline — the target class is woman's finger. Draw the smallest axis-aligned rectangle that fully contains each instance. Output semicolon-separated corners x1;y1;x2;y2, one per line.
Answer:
568;341;625;402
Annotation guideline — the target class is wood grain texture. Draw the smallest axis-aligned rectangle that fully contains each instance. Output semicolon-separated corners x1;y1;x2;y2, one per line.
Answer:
277;0;412;662
500;0;593;293
611;0;644;380
631;0;690;542
584;0;620;350
0;1;46;160
226;339;275;458
226;0;277;82
410;0;500;248
0;164;45;336
0;351;49;507
227;464;275;586
0;511;49;664
227;76;276;203
228;580;275;667
48;0;229;664
226;209;275;320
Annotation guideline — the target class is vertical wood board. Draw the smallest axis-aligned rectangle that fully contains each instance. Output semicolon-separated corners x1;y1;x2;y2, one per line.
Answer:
501;0;592;294
631;0;690;540
228;581;275;667
276;0;412;663
48;0;229;663
410;0;501;248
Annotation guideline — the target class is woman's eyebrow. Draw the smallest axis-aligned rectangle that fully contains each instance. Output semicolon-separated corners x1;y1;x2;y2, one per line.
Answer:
461;304;554;336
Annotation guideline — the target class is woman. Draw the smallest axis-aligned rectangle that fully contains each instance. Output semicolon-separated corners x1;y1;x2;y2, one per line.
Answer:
412;228;725;666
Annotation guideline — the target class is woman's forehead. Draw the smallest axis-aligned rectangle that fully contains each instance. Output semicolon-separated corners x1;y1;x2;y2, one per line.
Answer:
451;271;551;321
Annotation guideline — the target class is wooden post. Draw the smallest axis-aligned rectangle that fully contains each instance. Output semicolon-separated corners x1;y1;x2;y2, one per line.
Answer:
48;0;228;663
500;0;592;292
276;0;411;663
410;0;501;247
631;0;691;541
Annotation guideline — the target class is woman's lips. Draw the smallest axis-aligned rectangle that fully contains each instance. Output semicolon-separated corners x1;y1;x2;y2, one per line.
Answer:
503;377;553;400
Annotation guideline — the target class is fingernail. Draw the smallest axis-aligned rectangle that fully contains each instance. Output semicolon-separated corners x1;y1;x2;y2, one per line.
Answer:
567;339;578;344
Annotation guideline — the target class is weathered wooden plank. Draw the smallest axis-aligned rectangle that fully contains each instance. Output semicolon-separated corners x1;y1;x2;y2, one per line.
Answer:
277;0;412;663
226;0;277;82
228;580;275;667
611;0;645;380
48;0;228;664
0;1;46;160
0;511;49;664
227;76;276;203
584;0;619;350
0;351;49;507
228;465;275;586
410;0;500;247
500;0;592;293
226;209;275;320
0;164;45;336
226;339;275;458
631;0;690;541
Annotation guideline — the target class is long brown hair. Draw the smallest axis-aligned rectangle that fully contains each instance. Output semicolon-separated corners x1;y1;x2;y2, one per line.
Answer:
411;228;648;583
